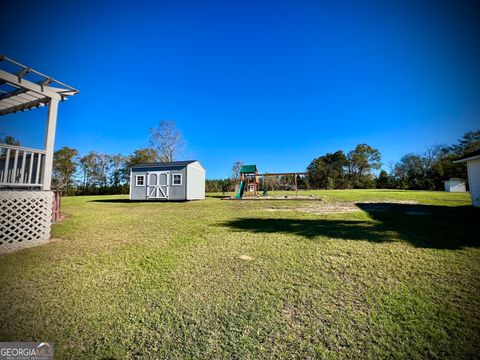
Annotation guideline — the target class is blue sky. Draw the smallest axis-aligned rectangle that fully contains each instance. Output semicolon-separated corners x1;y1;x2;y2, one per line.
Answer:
2;0;479;178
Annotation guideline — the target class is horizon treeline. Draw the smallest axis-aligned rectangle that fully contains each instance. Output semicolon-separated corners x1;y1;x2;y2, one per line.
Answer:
3;129;478;195
51;128;480;194
52;128;480;194
304;129;479;191
207;129;479;193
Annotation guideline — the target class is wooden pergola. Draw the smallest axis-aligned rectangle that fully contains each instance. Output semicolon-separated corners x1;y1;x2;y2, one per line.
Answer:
0;55;79;190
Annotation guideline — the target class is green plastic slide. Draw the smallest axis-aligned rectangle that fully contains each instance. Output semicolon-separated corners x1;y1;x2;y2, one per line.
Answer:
235;180;246;199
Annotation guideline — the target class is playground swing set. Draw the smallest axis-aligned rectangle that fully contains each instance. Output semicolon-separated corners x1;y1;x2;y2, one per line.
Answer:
235;164;307;199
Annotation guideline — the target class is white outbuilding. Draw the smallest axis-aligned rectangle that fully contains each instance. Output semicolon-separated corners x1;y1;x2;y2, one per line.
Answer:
454;149;480;207
129;160;205;201
444;178;466;192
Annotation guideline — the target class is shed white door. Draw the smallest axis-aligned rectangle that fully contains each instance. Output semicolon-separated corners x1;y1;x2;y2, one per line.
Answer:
146;171;169;199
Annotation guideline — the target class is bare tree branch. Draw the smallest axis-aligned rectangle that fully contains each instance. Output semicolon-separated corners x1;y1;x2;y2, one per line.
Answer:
150;120;184;162
231;160;243;180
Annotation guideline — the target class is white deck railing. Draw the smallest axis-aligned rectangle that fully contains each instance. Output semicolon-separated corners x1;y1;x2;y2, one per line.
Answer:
0;143;45;188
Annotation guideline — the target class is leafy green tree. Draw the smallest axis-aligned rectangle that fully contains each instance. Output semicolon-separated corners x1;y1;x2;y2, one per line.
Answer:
393;130;479;191
222;179;234;193
205;178;236;193
79;152;101;189
347;144;381;188
123;148;159;185
52;147;79;194
96;153;110;193
432;130;480;187
307;144;381;189
109;154;128;188
307;150;348;189
325;177;335;189
450;130;480;155
376;170;394;189
0;135;20;145
126;148;159;167
393;153;430;189
296;175;308;190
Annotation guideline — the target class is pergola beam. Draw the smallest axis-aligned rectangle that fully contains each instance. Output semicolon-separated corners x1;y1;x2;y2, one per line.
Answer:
16;67;31;79
0;55;79;191
0;69;62;101
0;85;32;101
0;97;50;116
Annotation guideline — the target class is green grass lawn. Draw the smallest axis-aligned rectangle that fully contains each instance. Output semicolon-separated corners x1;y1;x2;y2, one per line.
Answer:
0;190;479;359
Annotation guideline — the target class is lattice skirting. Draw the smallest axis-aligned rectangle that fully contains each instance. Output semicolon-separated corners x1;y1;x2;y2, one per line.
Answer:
0;190;53;255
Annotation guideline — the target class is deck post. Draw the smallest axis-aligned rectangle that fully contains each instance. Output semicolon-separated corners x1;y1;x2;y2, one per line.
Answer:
42;99;59;190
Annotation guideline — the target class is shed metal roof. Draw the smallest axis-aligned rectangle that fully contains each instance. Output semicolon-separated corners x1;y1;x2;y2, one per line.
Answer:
131;160;200;169
0;56;79;116
240;164;257;173
453;149;480;163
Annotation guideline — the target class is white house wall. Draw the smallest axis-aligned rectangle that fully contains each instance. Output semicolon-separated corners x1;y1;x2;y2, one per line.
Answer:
186;162;206;200
467;159;480;207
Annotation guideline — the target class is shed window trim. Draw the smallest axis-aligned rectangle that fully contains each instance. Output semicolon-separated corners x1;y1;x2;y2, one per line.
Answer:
135;175;145;186
172;174;182;186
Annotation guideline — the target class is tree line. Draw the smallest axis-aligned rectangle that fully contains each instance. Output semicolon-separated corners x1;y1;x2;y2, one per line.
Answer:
3;126;477;194
205;129;479;192
52;120;184;195
306;130;479;190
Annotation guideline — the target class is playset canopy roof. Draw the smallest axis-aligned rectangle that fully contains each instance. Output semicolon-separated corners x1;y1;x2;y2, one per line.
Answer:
0;55;79;116
240;165;257;173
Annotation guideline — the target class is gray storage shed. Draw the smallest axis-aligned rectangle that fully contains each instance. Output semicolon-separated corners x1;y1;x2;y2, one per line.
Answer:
129;160;205;201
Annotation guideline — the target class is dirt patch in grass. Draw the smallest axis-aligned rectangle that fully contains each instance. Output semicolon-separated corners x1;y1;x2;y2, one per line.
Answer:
267;200;420;215
1;193;478;359
223;195;321;200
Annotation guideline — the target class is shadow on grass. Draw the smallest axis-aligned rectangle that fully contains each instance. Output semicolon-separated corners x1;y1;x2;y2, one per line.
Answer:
221;203;480;249
90;199;133;203
206;194;230;199
90;199;188;203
